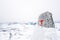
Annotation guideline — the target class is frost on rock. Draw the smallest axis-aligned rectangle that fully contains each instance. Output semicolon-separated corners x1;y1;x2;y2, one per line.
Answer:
31;11;57;40
38;11;55;28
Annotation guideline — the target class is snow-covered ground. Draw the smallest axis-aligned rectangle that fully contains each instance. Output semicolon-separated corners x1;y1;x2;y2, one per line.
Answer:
0;22;60;40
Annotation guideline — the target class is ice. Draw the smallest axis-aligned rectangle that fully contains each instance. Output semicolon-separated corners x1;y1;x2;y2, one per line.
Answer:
31;27;57;40
0;23;60;40
0;31;9;40
55;23;60;40
0;23;37;40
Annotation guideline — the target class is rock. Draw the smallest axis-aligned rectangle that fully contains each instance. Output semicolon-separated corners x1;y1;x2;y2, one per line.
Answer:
38;11;55;28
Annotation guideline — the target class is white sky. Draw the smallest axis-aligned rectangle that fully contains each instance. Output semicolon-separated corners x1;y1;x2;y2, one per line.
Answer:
0;0;60;23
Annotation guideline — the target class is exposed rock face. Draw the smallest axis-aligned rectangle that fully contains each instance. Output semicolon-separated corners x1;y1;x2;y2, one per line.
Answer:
38;11;55;28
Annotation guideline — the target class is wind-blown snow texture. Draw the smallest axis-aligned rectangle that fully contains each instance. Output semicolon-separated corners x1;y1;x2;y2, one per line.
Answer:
0;22;60;40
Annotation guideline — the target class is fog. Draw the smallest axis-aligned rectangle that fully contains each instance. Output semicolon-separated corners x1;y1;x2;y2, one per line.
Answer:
0;0;60;23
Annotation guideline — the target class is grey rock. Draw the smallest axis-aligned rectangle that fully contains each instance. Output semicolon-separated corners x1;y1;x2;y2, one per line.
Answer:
38;11;55;28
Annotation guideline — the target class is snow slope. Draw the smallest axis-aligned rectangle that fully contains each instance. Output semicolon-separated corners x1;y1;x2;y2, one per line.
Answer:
0;23;60;40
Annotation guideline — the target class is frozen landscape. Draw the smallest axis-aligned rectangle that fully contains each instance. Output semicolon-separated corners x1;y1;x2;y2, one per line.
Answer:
0;22;37;40
0;0;60;40
0;22;60;40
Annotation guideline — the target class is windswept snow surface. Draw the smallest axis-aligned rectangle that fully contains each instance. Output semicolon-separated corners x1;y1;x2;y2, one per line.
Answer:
0;22;60;40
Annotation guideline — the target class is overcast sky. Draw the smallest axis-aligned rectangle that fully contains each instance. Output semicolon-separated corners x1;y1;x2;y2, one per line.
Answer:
0;0;60;23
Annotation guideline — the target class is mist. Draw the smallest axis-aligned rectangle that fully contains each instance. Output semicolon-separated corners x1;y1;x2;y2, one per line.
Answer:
0;0;60;23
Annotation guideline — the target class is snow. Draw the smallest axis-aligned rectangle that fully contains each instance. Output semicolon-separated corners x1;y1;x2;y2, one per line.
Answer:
0;23;60;40
31;27;57;40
